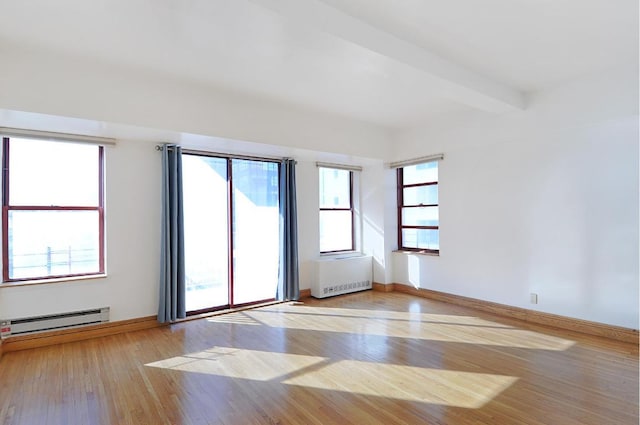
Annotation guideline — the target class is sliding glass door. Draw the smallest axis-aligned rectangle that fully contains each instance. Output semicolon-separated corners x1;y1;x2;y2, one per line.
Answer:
232;160;280;305
183;156;229;312
183;154;279;313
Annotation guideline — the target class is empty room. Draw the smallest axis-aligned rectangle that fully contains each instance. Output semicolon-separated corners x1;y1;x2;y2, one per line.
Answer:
0;1;637;424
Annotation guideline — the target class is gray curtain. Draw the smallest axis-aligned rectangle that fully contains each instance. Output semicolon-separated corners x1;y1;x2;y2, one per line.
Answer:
158;144;186;323
277;158;300;301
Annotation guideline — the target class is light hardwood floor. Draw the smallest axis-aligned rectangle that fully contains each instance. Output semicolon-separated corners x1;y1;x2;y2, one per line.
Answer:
0;291;637;425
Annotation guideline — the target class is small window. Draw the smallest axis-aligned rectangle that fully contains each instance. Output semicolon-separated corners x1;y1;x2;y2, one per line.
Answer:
397;161;439;253
319;167;354;253
2;137;105;282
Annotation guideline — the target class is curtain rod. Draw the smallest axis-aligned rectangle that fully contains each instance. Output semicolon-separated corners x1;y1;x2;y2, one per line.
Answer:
0;127;116;145
387;153;444;169
156;145;292;163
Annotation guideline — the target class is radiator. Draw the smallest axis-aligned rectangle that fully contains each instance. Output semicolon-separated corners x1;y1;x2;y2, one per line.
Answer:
0;307;110;338
311;255;372;298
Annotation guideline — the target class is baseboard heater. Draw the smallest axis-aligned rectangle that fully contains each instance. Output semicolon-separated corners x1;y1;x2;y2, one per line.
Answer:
0;307;110;338
311;255;373;298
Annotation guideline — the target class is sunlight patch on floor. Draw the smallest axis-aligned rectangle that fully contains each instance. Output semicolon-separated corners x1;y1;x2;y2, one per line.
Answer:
259;305;513;327
205;312;261;325
245;307;576;351
146;347;327;381
283;360;518;408
146;348;518;408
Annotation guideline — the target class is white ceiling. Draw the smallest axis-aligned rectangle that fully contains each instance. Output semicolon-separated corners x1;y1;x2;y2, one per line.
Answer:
320;0;638;91
0;0;636;130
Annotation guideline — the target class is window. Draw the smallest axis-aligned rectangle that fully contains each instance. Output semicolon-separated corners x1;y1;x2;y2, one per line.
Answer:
319;167;354;253
397;161;439;253
2;137;104;281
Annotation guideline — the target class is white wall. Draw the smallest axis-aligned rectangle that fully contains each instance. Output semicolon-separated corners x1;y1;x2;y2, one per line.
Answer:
0;41;635;330
0;138;382;321
0;42;391;322
296;160;321;291
299;160;389;289
0;42;391;159
361;164;393;284
390;65;639;329
0;139;161;321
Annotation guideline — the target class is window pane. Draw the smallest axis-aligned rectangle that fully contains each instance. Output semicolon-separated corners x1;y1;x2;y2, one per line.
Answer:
182;155;229;311
232;160;280;304
319;168;351;208
403;185;438;206
9;138;100;206
8;210;100;279
402;229;439;250
402;207;439;227
403;162;437;185
320;210;353;252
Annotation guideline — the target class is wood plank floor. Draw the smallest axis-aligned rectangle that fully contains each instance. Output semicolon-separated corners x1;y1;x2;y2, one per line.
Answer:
0;291;637;425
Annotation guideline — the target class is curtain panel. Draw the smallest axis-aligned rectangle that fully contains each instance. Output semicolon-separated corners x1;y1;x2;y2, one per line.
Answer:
158;144;186;323
277;159;300;301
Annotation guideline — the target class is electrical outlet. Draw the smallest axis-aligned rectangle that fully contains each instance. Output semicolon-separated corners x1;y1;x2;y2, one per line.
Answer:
530;293;538;304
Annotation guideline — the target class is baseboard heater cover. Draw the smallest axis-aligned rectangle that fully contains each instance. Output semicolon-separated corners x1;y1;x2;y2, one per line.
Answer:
0;307;110;338
311;255;373;298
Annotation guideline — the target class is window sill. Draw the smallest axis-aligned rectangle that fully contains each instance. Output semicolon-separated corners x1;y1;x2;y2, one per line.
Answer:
319;251;363;260
393;249;440;257
0;274;107;288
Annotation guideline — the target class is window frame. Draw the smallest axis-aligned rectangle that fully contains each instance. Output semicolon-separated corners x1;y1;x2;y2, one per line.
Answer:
319;167;355;254
2;136;105;282
397;162;439;254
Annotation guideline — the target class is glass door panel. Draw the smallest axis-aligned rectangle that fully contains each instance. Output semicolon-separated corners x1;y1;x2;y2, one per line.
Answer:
183;155;229;312
231;159;280;305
